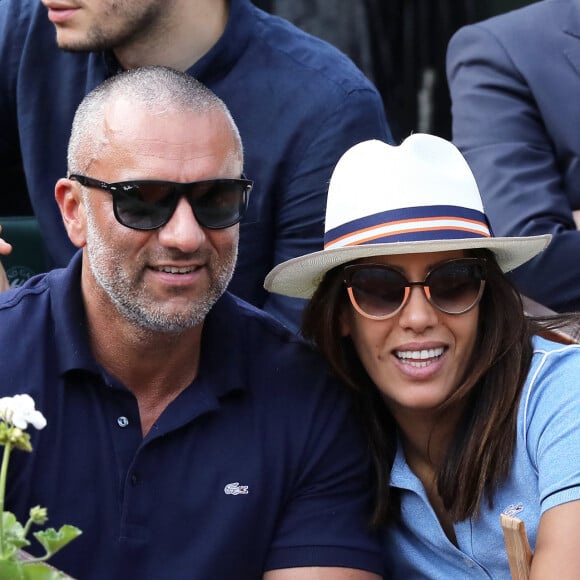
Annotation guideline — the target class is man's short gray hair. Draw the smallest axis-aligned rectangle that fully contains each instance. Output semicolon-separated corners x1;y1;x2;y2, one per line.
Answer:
67;66;243;174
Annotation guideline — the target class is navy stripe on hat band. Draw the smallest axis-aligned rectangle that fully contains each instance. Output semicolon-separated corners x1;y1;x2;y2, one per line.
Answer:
324;205;491;249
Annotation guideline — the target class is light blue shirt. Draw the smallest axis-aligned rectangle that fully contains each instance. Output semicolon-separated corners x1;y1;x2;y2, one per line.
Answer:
384;335;580;578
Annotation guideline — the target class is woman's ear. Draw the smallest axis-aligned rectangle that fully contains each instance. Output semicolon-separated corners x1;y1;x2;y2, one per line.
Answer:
55;178;87;248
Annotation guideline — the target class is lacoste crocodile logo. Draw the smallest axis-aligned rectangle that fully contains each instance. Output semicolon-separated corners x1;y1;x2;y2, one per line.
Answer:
224;482;249;495
502;503;524;517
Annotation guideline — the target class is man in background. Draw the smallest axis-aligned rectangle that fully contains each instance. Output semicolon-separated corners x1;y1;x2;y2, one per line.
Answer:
447;0;580;312
0;0;393;331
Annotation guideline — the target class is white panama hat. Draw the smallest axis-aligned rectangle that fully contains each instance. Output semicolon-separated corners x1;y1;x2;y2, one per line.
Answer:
265;134;551;298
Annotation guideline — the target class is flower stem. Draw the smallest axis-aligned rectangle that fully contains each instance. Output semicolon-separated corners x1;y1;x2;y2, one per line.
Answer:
22;516;33;541
0;441;12;559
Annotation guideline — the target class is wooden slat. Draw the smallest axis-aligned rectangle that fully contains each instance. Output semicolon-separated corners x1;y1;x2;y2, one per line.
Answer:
500;513;533;580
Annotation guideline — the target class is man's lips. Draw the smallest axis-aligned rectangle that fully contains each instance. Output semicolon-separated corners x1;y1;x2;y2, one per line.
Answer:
43;3;80;24
148;264;206;287
152;265;200;275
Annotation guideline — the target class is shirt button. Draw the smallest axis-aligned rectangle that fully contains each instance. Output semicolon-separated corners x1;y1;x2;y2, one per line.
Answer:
131;474;138;486
464;558;475;568
117;416;129;428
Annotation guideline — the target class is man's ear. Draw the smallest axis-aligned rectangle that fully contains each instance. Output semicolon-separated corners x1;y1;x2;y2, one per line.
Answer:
55;178;87;248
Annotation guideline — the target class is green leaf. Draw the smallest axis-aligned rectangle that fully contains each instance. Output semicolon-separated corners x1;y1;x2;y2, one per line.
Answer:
1;512;30;557
32;526;82;556
22;563;72;580
0;558;24;580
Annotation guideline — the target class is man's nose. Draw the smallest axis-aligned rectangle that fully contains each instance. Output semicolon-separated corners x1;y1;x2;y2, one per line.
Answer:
157;196;206;252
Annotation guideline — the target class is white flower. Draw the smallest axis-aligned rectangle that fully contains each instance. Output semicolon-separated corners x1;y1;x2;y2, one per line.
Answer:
0;394;47;430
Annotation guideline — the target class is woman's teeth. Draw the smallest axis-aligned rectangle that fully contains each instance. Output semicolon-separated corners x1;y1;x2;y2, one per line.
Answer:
395;347;444;367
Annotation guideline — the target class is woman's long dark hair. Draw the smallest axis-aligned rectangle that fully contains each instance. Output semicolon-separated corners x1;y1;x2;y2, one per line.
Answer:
301;249;577;528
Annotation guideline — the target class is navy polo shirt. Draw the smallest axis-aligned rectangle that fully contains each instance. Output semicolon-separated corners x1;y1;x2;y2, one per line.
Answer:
0;252;382;579
0;0;392;331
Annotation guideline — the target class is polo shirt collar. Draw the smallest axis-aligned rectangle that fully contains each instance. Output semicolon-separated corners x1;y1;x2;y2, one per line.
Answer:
50;251;100;376
148;292;248;437
389;437;425;495
50;252;247;402
197;291;247;399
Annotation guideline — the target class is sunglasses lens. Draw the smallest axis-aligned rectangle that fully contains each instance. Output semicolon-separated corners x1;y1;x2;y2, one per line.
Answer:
114;183;176;230
344;259;485;320
191;181;247;229
427;260;485;314
347;267;407;318
112;180;249;230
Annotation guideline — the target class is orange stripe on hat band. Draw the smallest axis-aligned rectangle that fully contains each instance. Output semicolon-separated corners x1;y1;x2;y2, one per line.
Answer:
324;216;491;250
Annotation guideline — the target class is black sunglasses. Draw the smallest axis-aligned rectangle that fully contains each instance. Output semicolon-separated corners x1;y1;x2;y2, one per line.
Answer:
69;174;253;231
343;258;486;320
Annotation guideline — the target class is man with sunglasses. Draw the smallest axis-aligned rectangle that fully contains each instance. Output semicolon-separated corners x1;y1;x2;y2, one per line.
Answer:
0;67;383;580
0;0;392;331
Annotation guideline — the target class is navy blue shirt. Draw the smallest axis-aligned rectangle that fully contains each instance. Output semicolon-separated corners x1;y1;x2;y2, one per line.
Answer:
0;0;393;331
0;252;382;579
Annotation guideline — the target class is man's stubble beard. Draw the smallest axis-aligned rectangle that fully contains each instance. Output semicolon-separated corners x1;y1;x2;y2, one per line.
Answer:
57;1;168;53
83;204;237;334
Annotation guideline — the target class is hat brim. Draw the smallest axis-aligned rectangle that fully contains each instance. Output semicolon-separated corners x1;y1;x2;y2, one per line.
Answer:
264;234;551;298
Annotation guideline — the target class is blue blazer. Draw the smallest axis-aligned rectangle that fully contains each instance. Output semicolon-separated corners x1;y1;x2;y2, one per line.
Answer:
447;0;580;311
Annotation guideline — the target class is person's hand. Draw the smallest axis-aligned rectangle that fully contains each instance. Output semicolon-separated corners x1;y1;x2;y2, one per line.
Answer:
0;229;13;292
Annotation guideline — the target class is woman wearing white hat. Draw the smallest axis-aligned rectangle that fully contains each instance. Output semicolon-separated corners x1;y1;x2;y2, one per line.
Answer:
265;134;580;578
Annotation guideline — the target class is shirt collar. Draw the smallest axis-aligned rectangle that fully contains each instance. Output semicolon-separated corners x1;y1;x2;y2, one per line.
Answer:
187;0;254;82
197;291;247;398
389;436;425;494
50;252;247;400
49;251;100;376
99;0;254;82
